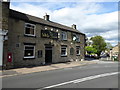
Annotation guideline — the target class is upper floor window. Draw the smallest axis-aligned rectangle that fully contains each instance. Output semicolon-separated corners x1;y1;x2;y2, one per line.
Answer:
61;31;67;40
25;23;36;36
72;34;80;42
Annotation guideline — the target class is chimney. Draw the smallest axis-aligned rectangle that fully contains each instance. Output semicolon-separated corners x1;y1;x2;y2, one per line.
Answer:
43;13;49;21
72;24;76;29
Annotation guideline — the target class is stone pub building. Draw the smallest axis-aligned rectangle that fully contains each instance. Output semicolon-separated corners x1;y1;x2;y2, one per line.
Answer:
1;1;86;69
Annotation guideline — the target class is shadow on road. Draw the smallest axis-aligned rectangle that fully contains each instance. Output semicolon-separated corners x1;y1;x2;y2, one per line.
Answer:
85;58;99;61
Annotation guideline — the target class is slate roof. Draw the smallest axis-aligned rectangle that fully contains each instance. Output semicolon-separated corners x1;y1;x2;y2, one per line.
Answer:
9;9;85;35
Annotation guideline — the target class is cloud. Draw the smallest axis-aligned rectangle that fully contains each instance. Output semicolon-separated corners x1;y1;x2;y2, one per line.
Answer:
80;11;118;33
10;2;118;46
100;30;118;40
10;3;52;17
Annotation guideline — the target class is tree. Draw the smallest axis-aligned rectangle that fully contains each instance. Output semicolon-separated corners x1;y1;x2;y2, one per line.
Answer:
85;46;97;54
90;36;107;57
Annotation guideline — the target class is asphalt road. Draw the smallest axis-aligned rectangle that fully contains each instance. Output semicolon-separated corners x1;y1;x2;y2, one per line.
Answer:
2;61;119;89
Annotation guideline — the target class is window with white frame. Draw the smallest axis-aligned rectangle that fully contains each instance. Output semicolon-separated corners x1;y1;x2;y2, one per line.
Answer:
61;31;67;40
24;45;35;58
25;23;35;36
76;46;80;55
61;45;67;56
72;34;80;42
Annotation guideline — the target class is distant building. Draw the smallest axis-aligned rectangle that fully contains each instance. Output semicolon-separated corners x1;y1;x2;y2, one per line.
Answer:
109;43;119;61
1;2;86;69
111;45;119;57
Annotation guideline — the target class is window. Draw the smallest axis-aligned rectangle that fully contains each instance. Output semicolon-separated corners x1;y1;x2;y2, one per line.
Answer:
61;46;67;56
72;34;80;42
24;45;35;58
25;23;35;36
70;48;74;55
76;35;80;42
76;46;80;55
61;31;67;40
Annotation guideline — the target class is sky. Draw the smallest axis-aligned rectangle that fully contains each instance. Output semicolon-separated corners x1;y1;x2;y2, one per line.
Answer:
10;0;118;46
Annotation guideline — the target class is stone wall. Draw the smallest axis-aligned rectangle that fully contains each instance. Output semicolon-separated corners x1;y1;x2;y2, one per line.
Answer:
4;17;85;68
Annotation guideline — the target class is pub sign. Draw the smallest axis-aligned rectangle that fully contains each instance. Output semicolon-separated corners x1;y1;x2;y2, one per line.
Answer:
41;30;58;39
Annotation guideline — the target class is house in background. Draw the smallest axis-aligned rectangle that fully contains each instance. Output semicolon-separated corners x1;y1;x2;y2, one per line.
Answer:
111;45;119;56
109;43;119;61
1;2;86;69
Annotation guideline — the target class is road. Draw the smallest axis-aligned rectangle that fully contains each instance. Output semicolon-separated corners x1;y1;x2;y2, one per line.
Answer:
2;61;119;89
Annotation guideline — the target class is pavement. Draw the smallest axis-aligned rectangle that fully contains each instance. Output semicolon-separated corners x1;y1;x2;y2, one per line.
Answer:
0;60;98;78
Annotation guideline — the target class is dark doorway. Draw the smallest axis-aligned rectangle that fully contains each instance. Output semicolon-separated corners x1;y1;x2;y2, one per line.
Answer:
45;46;52;64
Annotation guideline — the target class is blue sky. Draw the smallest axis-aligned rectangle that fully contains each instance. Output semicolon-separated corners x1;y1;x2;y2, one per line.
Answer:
11;2;118;12
10;1;118;46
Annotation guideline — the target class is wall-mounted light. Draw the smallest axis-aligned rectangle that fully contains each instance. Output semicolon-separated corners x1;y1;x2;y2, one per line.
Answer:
51;28;53;31
45;27;47;30
56;29;58;32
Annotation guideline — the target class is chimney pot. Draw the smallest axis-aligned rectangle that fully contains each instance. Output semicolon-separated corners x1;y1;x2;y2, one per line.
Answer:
72;24;76;29
44;14;49;21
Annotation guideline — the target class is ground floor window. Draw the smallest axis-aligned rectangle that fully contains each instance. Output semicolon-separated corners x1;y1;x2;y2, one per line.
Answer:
61;45;67;56
76;46;80;55
70;48;74;55
24;45;35;58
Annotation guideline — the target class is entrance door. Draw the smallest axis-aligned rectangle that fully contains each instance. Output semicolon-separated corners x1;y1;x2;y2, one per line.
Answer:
45;47;52;64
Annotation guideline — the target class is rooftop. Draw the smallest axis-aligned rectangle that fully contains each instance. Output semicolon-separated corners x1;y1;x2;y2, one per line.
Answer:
9;9;85;35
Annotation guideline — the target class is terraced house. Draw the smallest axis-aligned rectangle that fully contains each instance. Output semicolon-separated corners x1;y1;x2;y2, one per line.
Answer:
1;2;86;69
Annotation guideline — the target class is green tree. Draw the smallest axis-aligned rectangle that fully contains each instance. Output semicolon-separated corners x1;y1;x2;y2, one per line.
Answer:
85;46;97;54
90;36;107;57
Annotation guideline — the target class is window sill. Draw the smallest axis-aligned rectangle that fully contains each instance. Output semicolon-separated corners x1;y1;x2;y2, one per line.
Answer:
76;54;80;56
61;55;67;57
24;34;36;38
23;57;35;60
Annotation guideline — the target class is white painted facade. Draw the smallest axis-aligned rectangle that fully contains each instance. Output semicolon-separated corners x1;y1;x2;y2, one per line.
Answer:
0;29;8;66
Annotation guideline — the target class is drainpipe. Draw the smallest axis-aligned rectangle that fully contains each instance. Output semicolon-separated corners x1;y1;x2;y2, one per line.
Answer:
0;29;8;67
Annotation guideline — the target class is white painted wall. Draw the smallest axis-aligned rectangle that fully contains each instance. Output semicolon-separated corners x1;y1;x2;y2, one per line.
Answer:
0;30;3;66
0;30;8;66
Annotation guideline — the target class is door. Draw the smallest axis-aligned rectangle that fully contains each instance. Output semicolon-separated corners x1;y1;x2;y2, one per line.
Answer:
45;47;52;64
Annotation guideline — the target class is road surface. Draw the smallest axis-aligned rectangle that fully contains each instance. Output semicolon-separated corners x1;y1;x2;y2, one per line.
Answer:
2;61;119;89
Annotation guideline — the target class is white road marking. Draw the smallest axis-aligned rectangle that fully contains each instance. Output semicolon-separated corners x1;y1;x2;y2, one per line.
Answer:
73;72;118;83
42;72;119;89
